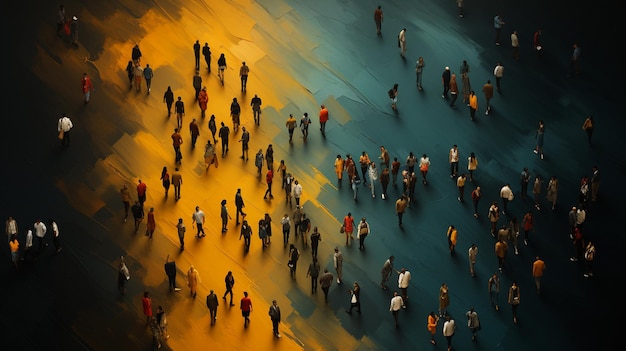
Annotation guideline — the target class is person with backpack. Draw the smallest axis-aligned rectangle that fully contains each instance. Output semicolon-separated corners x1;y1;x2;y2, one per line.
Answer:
288;244;300;278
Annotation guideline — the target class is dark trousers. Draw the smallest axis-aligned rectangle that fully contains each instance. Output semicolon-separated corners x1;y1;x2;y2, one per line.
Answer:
310;275;318;292
272;319;279;334
174;146;182;163
209;308;217;322
322;286;329;301
348;301;361;313
311;244;319;258
196;223;205;237
223;289;233;304
264;182;273;198
167;274;176;290
221;139;229;156
236;206;245;224
470;107;476;120
241;76;248;91
174;185;181;199
320;122;327;135
450;93;458;107
359;233;367;249
61;131;70;147
398;212;404;225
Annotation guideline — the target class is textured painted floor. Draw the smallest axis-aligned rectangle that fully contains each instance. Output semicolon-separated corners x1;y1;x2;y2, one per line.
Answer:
1;0;620;350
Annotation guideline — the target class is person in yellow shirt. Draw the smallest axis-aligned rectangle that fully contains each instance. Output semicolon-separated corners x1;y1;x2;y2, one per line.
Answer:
9;234;19;270
468;90;478;121
447;225;458;255
532;256;546;294
334;155;345;186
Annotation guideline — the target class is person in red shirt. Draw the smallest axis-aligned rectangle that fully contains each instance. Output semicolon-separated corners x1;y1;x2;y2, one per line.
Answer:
142;291;153;325
137;180;147;205
319;104;329;137
240;291;253;327
171;128;183;164
264;169;274;199
81;73;94;103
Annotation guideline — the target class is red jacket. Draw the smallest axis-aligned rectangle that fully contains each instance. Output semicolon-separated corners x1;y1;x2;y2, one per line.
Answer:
81;76;93;93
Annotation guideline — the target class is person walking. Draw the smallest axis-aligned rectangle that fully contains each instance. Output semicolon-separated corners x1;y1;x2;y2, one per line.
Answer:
133;64;143;93
342;212;355;246
143;63;153;93
467;152;478;181
367;162;378;198
591;165;601;202
220;200;231;233
131;201;144;234
427;312;439;345
165;254;180;291
374;5;383;35
142;291;153;326
217;53;227;85
389;83;399;111
494;62;504;93
193;71;202;100
489;273;500;310
583;241;596;278
118;256;130;294
415;57;425;90
443;314;456;351
57;113;73;147
345;282;361;314
192;206;206;238
6;216;18;245
532;256;546;294
449;145;459;179
319;268;334;302
333;154;345;187
163;86;174;116
488;201;500;236
240;291;253;327
202;42;211;72
520;167;530;200
466;307;480;341
582;116;594;146
81;73;94;103
171;168;182;201
534;120;545;160
419;154;430;185
239;127;250;160
457;174;467;202
223;271;235;306
395;194;408;229
193;40;201;71
239;62;249;92
508;281;521;323
546;176;559;210
468;243;478;277
310;227;321;259
292;180;303;206
268;300;282;337
175;97;185;130
471;186;481;218
319;104;329;137
263;169;274;200
251;94;262;125
494;13;505;45
468;90;478;121
306;257;321;294
398;268;412;307
145;208;156;238
124;60;134;90
357;217;370;250
286;113;297;142
235;189;246;225
231;97;241;132
134;179;147;205
288;243;300;277
495;239;508;273
176;218;187;252
398;28;407;58
204;140;218;171
219;121;230;157
208;114;218;144
280;213;290;247
197;87;208;119
446;225;458;255
380;255;395;289
449;74;458;108
206;290;219;325
441;66;451;99
334;247;343;284
171;128;183;164
511;30;520;60
160;167;170;197
500;183;513;215
389;291;404;327
239;220;252;252
439;283;450;316
482;80;494;114
8;235;18;269
187;265;200;299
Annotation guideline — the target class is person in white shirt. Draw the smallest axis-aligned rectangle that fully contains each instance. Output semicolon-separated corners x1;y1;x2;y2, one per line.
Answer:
389;291;404;327
33;219;47;253
494;62;504;92
6;216;18;243
48;219;62;253
292;180;303;206
397;268;411;306
192;206;206;238
448;145;459;178
443;315;456;350
500;184;513;214
57;113;73;147
24;229;34;260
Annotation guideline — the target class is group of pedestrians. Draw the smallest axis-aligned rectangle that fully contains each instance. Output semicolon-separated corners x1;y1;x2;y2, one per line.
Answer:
6;216;62;270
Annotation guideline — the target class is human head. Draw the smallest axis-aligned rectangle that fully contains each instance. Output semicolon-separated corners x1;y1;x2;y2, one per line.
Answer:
244;291;248;297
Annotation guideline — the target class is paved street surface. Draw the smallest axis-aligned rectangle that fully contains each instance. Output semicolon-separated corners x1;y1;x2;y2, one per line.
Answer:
2;0;619;350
